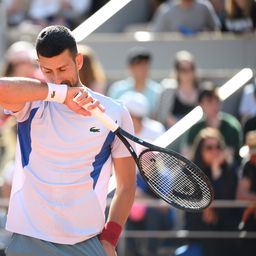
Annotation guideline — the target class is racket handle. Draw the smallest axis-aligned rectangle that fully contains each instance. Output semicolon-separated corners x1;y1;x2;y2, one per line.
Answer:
73;92;119;132
238;221;245;230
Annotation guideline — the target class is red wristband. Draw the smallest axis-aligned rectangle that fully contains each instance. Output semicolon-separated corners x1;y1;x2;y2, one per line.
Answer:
99;221;122;247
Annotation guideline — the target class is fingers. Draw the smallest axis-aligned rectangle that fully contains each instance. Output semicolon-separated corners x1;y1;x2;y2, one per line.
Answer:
76;107;92;116
74;90;105;112
87;100;105;112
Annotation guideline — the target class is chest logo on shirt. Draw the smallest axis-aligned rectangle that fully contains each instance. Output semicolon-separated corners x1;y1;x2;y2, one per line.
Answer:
90;126;100;133
51;91;56;98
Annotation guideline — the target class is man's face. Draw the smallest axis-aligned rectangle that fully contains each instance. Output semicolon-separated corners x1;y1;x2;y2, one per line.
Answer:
38;49;83;87
129;60;150;81
200;96;221;118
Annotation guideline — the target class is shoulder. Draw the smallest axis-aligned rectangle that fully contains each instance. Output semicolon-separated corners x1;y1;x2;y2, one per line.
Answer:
196;0;213;9
90;90;130;118
91;90;124;109
242;161;255;177
147;79;163;93
243;83;255;95
144;118;166;132
157;2;176;14
5;101;44;122
107;78;133;98
161;78;178;90
220;112;241;126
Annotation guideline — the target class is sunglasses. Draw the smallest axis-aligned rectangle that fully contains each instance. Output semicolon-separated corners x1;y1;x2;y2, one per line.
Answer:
178;66;194;73
203;144;222;151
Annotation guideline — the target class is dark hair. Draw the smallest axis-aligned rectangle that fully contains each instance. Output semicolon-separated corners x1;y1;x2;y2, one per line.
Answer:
36;25;77;58
198;81;220;103
2;62;15;76
127;47;151;65
192;128;226;170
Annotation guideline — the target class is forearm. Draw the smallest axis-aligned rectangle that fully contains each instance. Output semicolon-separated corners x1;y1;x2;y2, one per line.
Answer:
107;184;136;228
237;190;256;201
0;77;48;104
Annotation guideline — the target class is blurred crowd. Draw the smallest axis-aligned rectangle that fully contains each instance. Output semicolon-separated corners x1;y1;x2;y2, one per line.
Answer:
2;0;256;34
0;0;256;256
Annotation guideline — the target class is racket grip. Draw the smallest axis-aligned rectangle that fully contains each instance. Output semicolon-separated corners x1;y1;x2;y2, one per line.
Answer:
73;92;119;132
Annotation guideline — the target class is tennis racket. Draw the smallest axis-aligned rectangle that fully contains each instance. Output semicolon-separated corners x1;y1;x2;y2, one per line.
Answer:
74;93;214;212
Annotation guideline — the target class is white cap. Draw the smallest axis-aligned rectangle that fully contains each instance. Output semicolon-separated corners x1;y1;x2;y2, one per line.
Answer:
5;41;36;64
119;91;149;118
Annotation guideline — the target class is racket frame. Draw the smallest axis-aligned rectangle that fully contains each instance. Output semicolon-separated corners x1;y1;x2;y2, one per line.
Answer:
115;127;214;212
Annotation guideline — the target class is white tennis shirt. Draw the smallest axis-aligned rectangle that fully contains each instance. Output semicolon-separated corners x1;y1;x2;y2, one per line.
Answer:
5;90;134;244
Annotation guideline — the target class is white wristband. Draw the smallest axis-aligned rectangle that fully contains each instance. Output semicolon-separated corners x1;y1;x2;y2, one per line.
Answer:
45;83;68;103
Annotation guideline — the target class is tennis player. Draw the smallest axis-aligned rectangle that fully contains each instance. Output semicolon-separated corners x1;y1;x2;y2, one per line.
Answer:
0;25;136;256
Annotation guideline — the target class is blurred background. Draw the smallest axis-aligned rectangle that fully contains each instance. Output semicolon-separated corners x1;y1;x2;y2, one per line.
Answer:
0;0;256;255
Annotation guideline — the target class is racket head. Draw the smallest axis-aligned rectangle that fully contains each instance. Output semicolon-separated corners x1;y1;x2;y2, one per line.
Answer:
138;148;214;212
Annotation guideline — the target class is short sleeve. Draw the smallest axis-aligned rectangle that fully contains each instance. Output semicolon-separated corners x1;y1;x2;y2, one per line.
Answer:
4;101;42;122
111;105;135;159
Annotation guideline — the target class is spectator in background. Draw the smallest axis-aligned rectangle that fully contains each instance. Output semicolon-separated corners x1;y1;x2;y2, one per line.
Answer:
78;45;107;95
237;131;256;213
119;91;173;256
28;0;92;29
108;47;162;117
236;130;256;255
120;91;165;142
183;82;242;165
238;78;256;126
3;0;29;26
2;41;43;79
242;80;256;140
155;50;199;128
0;118;17;200
150;0;220;35
0;40;43;128
185;127;239;256
148;0;168;20
209;0;226;23
243;116;256;142
222;0;256;33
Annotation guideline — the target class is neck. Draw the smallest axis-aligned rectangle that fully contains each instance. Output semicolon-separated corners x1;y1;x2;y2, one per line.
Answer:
180;0;194;8
206;115;220;128
179;81;195;91
134;78;146;91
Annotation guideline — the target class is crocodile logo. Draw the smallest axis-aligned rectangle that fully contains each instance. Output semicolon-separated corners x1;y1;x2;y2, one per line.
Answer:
90;127;100;133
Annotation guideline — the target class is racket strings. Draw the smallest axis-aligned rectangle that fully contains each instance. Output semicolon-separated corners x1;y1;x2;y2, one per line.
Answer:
139;150;212;210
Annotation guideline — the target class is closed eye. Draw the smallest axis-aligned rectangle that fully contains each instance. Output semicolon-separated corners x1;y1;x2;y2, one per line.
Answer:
42;68;52;74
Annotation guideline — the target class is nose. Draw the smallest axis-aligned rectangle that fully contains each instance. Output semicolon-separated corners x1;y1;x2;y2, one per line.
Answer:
52;73;63;84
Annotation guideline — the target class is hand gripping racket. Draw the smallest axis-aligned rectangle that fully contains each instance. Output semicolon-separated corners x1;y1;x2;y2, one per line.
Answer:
74;93;214;212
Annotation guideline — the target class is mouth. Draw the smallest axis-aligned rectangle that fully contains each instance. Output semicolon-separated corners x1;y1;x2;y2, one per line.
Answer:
61;81;72;87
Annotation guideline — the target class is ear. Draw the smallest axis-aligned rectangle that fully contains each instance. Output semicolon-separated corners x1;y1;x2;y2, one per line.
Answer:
75;53;83;71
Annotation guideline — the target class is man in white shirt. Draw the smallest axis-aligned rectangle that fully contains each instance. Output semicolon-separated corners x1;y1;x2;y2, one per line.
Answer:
0;25;136;256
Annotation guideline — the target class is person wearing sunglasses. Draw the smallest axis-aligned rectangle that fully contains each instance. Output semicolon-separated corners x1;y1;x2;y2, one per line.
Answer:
156;50;199;129
184;127;240;256
183;82;242;166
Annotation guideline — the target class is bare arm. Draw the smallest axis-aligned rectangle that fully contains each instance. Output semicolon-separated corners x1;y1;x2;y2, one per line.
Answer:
101;156;136;255
0;77;99;115
108;156;136;226
0;77;48;112
236;177;256;200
